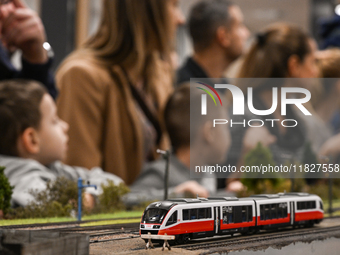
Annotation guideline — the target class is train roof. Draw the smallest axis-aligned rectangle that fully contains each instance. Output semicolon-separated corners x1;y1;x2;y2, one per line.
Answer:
207;197;239;201
145;193;320;210
249;192;319;201
146;201;176;211
250;194;280;199
278;192;310;196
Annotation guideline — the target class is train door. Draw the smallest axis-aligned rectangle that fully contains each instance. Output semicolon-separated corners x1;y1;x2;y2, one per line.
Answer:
214;206;220;234
254;201;257;226
290;201;295;225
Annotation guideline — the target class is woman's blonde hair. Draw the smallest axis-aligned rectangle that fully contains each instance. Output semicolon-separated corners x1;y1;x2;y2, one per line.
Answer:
84;0;172;76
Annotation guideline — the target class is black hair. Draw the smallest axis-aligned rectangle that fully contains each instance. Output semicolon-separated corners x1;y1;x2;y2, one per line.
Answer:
189;0;233;52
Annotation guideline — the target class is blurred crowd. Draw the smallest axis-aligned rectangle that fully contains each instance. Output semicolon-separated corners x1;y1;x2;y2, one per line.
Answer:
1;0;340;208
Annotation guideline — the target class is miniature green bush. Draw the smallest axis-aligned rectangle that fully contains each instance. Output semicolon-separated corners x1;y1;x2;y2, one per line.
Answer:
6;178;130;219
0;166;13;215
7;177;78;219
93;181;130;214
241;142;283;194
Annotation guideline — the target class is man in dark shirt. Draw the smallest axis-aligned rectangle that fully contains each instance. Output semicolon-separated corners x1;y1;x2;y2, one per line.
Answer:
177;0;249;190
0;0;56;98
177;0;249;85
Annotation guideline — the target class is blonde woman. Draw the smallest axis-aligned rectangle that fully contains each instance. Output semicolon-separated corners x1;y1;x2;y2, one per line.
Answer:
56;0;185;185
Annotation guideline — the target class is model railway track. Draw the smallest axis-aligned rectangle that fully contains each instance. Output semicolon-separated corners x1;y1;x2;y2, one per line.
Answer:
0;217;141;230
1;214;338;231
175;225;340;251
89;231;141;243
55;222;140;232
88;230;139;237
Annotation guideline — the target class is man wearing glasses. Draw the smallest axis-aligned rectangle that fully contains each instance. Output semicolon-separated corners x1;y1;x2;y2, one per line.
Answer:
0;0;56;99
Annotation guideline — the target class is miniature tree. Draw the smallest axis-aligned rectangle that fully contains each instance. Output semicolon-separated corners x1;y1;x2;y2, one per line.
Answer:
0;166;13;216
302;141;321;183
8;177;78;219
95;181;130;213
242;142;282;194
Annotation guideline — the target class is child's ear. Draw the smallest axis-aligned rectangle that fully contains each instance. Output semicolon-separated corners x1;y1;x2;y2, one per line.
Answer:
20;127;40;154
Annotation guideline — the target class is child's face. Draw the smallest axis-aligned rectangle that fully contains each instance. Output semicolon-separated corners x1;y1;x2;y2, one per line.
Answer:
36;93;69;165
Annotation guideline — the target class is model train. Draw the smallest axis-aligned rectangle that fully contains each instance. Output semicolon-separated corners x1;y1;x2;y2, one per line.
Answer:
140;192;324;244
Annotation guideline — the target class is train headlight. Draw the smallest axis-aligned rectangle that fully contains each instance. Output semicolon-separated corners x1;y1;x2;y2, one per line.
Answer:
153;225;160;229
141;224;145;228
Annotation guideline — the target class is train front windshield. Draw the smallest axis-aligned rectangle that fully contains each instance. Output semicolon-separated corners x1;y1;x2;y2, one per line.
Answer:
142;208;168;224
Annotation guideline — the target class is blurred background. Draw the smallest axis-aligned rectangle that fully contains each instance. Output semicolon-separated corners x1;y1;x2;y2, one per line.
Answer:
23;0;340;70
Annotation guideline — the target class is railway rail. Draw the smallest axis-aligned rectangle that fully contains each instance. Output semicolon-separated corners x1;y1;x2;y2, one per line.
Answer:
89;231;140;243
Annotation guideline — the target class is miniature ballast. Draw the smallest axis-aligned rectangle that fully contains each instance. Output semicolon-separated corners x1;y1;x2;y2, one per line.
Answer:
140;192;324;247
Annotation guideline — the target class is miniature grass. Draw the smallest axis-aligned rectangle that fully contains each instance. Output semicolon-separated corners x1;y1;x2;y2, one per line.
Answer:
0;211;143;226
0;217;75;226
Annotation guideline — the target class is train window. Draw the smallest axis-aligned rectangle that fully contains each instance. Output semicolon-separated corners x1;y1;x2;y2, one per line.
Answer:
222;207;227;224
183;209;189;221
265;204;270;220
297;201;305;210
307;201;312;209
260;203;287;220
278;204;282;218
283;204;287;218
248;206;253;222
260;205;264;220
229;213;233;223
198;208;211;219
311;201;316;209
233;206;243;223
222;206;233;224
297;201;316;210
240;205;253;222
207;208;212;218
190;209;198;220
320;201;323;210
198;208;205;219
242;206;247;222
271;204;277;219
278;203;286;218
166;211;177;226
142;208;168;224
184;208;212;220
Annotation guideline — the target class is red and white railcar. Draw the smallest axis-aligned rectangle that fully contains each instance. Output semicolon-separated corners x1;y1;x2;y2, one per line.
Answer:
140;193;323;244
